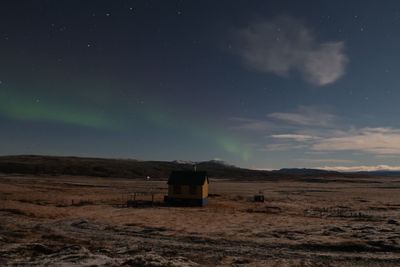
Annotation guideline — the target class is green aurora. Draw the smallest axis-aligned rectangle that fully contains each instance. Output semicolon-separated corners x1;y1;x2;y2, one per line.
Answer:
0;90;252;161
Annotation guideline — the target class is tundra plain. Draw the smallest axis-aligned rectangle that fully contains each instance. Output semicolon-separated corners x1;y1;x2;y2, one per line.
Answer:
1;174;400;266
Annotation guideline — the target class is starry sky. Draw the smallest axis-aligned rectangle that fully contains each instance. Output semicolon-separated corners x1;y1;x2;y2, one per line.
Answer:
2;0;400;170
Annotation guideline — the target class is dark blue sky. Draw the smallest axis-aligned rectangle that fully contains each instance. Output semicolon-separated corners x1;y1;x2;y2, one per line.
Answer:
1;0;400;170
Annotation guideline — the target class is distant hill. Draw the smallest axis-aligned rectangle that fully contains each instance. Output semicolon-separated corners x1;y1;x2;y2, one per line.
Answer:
273;168;341;176
353;171;400;177
0;155;271;180
0;155;396;180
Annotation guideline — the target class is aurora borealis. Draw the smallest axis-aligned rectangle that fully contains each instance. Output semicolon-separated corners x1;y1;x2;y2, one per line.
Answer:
0;91;113;129
0;86;251;160
2;1;400;170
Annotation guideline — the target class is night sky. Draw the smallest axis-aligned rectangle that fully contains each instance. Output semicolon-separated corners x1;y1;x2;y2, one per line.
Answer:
2;1;400;170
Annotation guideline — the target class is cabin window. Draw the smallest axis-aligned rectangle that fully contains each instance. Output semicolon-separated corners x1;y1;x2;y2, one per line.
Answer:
189;185;197;195
173;185;181;194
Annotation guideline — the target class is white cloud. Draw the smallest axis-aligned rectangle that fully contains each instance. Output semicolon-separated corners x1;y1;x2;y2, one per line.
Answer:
231;106;337;134
312;127;400;155
271;134;317;142
266;127;400;155
296;158;356;163
231;106;400;159
318;165;400;172
265;142;307;151
234;16;348;86
267;106;337;127
303;42;347;85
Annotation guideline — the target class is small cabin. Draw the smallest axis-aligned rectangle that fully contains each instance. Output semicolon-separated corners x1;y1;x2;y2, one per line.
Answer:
165;171;209;206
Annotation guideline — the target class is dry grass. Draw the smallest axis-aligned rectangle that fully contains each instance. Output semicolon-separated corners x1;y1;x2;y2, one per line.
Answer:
1;175;400;266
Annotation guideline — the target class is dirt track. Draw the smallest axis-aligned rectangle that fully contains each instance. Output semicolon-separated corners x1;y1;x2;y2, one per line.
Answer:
1;175;400;266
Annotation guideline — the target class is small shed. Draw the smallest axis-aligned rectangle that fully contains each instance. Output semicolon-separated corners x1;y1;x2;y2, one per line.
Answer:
165;171;209;206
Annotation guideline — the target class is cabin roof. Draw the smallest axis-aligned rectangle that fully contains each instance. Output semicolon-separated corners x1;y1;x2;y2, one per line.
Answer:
168;171;208;185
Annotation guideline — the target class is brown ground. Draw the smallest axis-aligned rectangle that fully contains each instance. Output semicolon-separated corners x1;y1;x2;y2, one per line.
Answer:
1;174;400;266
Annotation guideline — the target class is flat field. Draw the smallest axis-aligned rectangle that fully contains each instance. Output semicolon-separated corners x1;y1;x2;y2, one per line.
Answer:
1;174;400;266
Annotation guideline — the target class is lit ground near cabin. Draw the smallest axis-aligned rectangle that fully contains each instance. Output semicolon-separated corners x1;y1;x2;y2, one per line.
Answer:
1;175;400;266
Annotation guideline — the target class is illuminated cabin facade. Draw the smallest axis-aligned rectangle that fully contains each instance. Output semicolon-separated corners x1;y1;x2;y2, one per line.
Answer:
165;171;209;206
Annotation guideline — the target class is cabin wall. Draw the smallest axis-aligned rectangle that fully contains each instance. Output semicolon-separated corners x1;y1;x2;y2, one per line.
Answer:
168;185;203;199
202;182;208;198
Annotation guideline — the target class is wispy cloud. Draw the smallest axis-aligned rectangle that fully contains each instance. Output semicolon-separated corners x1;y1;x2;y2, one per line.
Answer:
231;105;400;160
296;158;356;164
318;165;400;172
271;134;317;142
312;127;400;155
267;106;337;127
269;127;400;155
265;142;307;151
231;106;337;133
234;16;348;86
229;117;273;131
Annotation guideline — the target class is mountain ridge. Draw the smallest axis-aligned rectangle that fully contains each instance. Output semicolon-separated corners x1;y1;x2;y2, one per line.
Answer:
0;155;396;180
